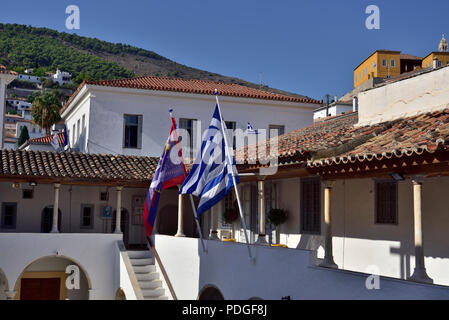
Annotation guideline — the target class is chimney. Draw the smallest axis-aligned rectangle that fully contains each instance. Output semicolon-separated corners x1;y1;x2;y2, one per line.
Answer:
433;57;439;69
353;96;359;112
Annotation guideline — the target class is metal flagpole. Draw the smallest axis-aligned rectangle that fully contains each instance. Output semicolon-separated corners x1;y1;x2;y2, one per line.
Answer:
169;109;207;253
214;90;253;260
189;194;208;253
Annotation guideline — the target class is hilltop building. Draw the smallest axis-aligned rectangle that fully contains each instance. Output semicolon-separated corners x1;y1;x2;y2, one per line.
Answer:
354;34;449;88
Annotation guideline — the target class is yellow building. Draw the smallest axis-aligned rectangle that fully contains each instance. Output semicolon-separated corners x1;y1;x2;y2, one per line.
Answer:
422;52;449;69
354;50;401;88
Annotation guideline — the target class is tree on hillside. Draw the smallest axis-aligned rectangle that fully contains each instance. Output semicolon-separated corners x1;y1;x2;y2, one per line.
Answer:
31;91;62;135
17;126;30;147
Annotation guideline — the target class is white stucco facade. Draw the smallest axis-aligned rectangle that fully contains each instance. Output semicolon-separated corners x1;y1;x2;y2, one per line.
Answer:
61;85;318;157
0;233;122;300
358;66;449;125
154;235;449;300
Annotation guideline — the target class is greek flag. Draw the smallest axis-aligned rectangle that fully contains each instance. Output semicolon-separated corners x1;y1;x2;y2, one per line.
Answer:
180;105;239;216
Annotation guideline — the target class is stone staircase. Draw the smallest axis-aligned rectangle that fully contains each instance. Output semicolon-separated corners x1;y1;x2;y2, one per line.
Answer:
127;250;169;300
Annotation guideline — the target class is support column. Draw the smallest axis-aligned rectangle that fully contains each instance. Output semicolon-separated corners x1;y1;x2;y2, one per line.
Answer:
209;204;219;240
256;180;268;245
320;181;337;268
175;188;185;237
50;183;61;233
409;177;433;284
114;186;123;234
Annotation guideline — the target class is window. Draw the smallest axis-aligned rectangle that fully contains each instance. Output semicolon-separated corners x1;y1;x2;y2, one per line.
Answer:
375;181;398;224
391;60;396;67
22;189;34;199
179;118;196;159
438;61;442;67
382;59;387;67
269;125;285;138
123;115;143;149
225;121;236;149
300;178;321;234
80;204;94;229
1;203;17;229
72;124;75;146
77;119;81;142
100;191;109;201
82;114;85;132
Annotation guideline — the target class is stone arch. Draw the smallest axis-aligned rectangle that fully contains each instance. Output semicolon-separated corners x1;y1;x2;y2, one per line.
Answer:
115;288;126;300
0;268;8;299
249;296;264;300
197;284;225;300
14;254;92;300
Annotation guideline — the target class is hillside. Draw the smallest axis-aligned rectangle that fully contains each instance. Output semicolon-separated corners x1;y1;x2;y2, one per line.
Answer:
0;23;312;99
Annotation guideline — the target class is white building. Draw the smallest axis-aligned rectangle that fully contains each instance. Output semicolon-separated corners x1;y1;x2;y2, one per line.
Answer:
52;70;72;86
0;150;174;300
61;76;321;156
313;100;354;121
7;98;32;113
0;69;18;148
17;74;42;84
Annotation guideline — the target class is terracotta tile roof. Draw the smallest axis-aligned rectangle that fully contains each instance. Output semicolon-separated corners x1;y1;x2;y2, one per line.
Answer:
240;108;449;169
61;76;321;114
310;109;449;167
0;149;159;186
400;53;422;60
0;67;18;76
28;132;65;146
241;113;358;164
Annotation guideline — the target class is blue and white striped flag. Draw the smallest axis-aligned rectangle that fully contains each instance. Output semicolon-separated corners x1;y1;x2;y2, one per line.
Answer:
180;104;240;216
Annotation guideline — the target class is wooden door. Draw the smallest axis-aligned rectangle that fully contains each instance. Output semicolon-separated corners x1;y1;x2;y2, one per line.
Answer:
20;278;61;300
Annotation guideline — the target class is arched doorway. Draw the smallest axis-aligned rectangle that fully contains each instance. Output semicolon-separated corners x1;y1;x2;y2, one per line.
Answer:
14;256;91;300
157;204;178;236
112;209;129;247
41;206;62;233
198;285;225;300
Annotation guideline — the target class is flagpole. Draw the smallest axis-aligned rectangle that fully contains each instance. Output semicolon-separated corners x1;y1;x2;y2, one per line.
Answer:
170;109;207;253
189;194;208;253
214;90;253;260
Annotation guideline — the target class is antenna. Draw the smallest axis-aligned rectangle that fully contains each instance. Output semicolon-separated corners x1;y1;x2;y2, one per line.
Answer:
259;72;263;88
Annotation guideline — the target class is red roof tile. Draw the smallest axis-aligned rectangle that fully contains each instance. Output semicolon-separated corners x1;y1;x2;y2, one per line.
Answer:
0;149;159;185
61;76;321;114
239;109;449;169
28;132;65;146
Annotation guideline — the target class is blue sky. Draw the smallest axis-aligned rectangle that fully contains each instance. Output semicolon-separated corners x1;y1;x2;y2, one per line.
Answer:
1;0;449;100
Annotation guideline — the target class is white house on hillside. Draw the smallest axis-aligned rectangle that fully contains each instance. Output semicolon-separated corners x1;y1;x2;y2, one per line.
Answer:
60;76;321;157
52;70;72;86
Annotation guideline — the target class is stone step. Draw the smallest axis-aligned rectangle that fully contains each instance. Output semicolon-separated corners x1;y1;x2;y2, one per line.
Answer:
142;288;165;298
130;258;154;266
135;271;159;281
138;279;162;289
127;250;152;259
133;265;156;274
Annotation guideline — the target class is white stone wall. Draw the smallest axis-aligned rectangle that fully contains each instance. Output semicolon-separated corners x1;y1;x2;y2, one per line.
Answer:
154;234;449;300
358;66;449;125
0;233;122;300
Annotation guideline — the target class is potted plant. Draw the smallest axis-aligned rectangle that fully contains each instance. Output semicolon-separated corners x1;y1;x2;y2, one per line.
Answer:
267;208;288;245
